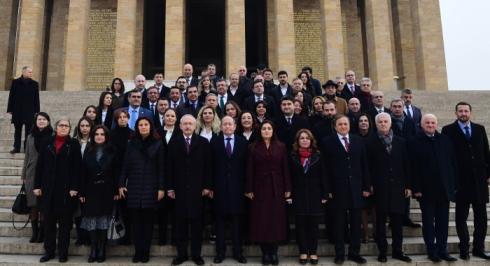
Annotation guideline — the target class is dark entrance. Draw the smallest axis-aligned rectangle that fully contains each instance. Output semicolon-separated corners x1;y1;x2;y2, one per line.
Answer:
186;0;226;76
245;0;268;73
142;0;165;78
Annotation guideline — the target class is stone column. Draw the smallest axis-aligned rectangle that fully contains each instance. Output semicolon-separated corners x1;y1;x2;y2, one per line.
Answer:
63;0;90;91
410;0;448;91
364;0;396;90
114;0;138;80
320;0;345;80
225;0;246;77
269;0;296;76
0;0;15;90
164;0;185;79
14;0;45;82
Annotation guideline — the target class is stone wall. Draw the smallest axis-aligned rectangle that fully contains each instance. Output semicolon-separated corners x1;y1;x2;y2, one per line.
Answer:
341;0;366;79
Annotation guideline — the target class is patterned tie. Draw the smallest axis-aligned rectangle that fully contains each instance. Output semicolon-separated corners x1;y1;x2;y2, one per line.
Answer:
287;117;292;126
226;137;232;157
405;105;412;119
150;103;154;113
220;96;225;109
464;126;471;140
342;136;350;152
185;137;191;154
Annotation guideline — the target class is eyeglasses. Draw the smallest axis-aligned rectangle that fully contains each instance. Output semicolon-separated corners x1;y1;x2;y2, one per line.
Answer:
57;124;69;128
131;96;142;98
373;96;383;98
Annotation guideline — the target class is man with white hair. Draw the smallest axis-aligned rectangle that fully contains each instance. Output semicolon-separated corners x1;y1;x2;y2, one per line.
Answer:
408;114;458;262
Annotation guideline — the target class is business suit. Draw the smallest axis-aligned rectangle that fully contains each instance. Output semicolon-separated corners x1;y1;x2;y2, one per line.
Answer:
442;121;490;256
176;101;202;118
367;107;391;123
274;114;310;152
321;134;370;258
167;134;212;259
141;101;159;117
211;135;248;258
95;107;114;129
404;104;422;131
228;86;249;108
340;84;361;101
122;88;148;107
116;106;154;130
312;117;334;143
271;84;293;104
408;132;457;258
242;95;276;118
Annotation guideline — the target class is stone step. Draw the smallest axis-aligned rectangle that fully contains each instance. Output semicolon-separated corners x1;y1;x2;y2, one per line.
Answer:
0;176;22;185
0;167;22;176
0;159;24;168
0;153;24;160
0;236;488;257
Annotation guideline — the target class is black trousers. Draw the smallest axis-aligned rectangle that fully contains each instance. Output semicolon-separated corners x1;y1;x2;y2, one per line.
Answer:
129;208;155;257
44;211;73;257
456;201;488;253
215;213;242;257
175;216;203;258
13;122;32;151
375;211;403;254
260;242;278;256
403;197;412;223
157;198;175;244
419;199;449;256
332;208;361;257
296;215;320;255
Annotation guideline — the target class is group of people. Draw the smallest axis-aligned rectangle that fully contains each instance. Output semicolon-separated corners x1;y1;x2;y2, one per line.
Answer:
7;64;490;265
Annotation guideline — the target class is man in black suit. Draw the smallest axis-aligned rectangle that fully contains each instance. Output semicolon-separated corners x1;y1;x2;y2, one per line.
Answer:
442;102;490;260
154;98;169;132
312;100;337;143
238;66;253;92
262;68;276;97
176;86;201;118
366;113;412;263
340;70;361;101
142;86;160;117
216;79;230;117
7;66;39;154
301;66;322;96
175;76;189;104
408;114;458;262
123;74;147;107
321;115;371;264
228;73;250;108
271;70;293;105
243;80;276;118
401;89;422;131
183;63;199;87
207;64;222;88
169;86;184;109
210;116;248;264
367;91;390;122
274;97;310;152
167;115;212;266
153;73;170;98
347;98;362;134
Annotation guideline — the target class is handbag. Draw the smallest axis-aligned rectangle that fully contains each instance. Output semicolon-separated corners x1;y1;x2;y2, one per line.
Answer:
12;184;30;215
107;203;125;241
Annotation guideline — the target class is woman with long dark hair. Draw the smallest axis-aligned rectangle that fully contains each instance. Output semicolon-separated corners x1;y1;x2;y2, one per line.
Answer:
21;112;53;243
236;111;257;143
110;77;125;109
254;101;270;124
82;105;98;125
96;91;114;128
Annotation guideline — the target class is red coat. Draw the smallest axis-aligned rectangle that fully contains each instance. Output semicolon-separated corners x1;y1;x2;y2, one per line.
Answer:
246;140;291;243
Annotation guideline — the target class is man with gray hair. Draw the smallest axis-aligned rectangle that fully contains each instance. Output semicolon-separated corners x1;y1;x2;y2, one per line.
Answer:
7;66;40;154
123;74;147;107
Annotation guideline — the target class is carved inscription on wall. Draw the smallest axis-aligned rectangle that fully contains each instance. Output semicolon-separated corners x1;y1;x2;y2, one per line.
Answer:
86;8;116;90
294;0;325;81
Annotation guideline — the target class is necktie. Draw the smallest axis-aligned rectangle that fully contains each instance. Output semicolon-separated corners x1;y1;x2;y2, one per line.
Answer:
150;103;154;113
226;137;232;157
220;96;225;109
185;137;191;154
464;126;471;140
287;117;292;125
350;85;355;94
129;109;137;129
173;102;177;109
342;136;350;152
405;106;412;118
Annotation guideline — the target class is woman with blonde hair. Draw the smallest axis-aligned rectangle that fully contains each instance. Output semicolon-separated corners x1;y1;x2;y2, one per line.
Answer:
195;105;221;142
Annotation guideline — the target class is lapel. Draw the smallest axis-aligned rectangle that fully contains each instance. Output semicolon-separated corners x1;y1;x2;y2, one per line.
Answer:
334;135;348;154
453;120;469;141
189;134;199;153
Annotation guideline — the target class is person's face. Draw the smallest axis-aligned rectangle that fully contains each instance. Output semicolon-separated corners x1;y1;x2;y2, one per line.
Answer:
323;103;337;118
164;110;177;126
138;119;151;137
180;117;196;135
253;83;264;95
170;89;180;101
113;80;122;92
348;99;360;113
278;74;288;85
376;116;392;134
187;87;198;101
22;68;33;79
216;81;227;95
298;132;311;149
345;71;355;83
292;80;303;92
260;123;273;139
241;113;253;129
202;108;215;123
337;78;345;88
254;75;264;83
36;116;48;129
206;96;218;108
176;78;187;90
263;71;273;81
207;66;216;76
422;116;438;135
325;86;336;96
147;89;159;102
79;120;91;136
238;67;247;77
401;93;412;105
221;117;236;136
154;74;163;85
135;77;146;88
103;94;112;106
85;108;97;121
300;74;308;84
56;121;70;137
130;92;142;106
390;101;404;117
157;100;169;114
183;65;193;77
281;100;294;116
94;128;106;144
230;74;239;86
335;117;350;136
117;113;128;127
225;104;237;118
359;116;370;131
202;77;211;88
313;99;323;112
372;92;384;107
456;105;471;123
294;101;302;115
256;104;266;116
294;92;304;103
361;82;371;93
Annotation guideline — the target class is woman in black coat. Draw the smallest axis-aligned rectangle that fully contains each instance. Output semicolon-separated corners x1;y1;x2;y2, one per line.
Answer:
79;125;118;263
95;91;114;129
236;111;258;143
118;117;165;263
290;129;328;265
33;118;82;263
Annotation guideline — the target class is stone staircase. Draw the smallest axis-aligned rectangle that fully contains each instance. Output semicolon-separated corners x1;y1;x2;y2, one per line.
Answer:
0;90;489;265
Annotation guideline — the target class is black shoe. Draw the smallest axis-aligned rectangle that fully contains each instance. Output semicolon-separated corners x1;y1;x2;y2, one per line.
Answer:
473;250;490;260
9;149;19;154
96;240;106;262
132;252;141;263
171;256;188;265
334;256;345;264
428;254;441;262
233;255;247;264
377;254;387;262
348;254;367;264
58;256;68;263
299;257;308;265
214;255;224;264
310;258;319;265
140;254;149;263
88;244;97;263
270;254;279;265
439;254;457;262
192;256;205;265
262;254;271;265
392;252;412;262
36;222;44;243
403;219;421;228
460;253;470;260
39;254;54;263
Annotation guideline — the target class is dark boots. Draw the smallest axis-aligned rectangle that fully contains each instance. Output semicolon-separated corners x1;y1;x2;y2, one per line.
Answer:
88;231;97;263
36;221;44;243
96;230;107;263
30;220;39;243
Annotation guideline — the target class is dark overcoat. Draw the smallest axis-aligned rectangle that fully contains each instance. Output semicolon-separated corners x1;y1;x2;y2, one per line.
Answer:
274;114;310;151
7;77;40;124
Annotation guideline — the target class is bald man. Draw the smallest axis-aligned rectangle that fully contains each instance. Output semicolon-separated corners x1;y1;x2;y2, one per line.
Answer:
123;74;148;107
238;66;253;92
183;64;199;87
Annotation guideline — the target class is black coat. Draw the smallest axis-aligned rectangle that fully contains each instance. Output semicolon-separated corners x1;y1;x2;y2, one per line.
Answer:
34;137;82;214
408;132;457;202
228;86;250;108
109;126;133;178
274;114;310;152
118;137;165;209
7;77;40;124
391;116;416;140
271;84;293;104
367;107;391;123
290;152;328;216
365;134;410;214
96;107;114;129
166;134;212;219
313;117;334;143
442;121;490;204
340;84;361;101
321;134;371;209
211;135;248;215
80;146;118;217
176;101;202;118
242;95;276;118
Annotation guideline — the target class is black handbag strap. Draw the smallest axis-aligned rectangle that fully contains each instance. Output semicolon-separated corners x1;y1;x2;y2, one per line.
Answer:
19;184;26;194
11;214;30;231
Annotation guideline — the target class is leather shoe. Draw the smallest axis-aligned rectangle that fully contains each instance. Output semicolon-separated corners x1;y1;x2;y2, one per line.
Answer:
171;256;188;265
377;254;387;262
214;255;224;264
473;250;490;260
299;257;307;265
39;254;54;263
348;254;367;264
58;256;68;263
428;254;441;262
192;256;205;265
439;254;457;262
392;252;412;262
9;149;19;154
310;258;319;265
334;256;345;264
460;253;470;260
403;219;421;228
233;255;247;264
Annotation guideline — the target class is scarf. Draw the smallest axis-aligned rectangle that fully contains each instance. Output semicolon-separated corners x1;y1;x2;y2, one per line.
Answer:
32;127;53;152
298;148;312;168
54;135;67;154
377;129;394;154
